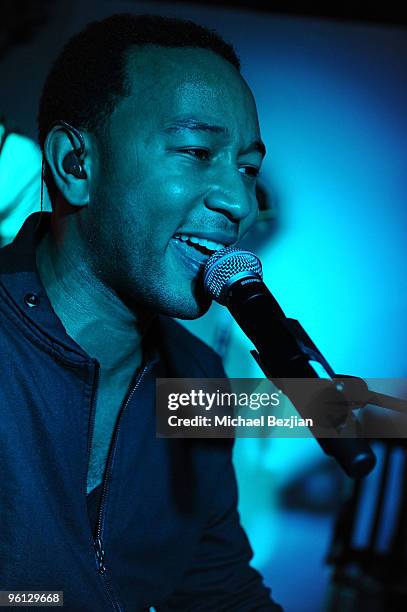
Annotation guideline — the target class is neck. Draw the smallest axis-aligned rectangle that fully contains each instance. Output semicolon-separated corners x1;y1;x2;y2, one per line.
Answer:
35;217;151;374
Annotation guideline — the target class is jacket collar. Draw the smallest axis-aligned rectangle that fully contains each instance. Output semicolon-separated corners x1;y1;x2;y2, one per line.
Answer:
0;212;91;361
0;212;206;376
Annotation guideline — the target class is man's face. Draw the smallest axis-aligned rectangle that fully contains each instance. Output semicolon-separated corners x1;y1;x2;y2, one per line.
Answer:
86;45;265;318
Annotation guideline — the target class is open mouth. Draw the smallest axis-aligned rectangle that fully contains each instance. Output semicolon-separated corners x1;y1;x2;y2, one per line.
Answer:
175;233;225;254
171;233;228;271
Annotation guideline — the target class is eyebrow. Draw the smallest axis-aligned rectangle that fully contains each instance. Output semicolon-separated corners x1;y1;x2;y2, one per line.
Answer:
164;118;227;135
163;117;266;158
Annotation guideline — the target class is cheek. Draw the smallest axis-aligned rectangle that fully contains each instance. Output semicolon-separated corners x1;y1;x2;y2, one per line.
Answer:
110;179;197;256
131;175;200;233
92;151;202;250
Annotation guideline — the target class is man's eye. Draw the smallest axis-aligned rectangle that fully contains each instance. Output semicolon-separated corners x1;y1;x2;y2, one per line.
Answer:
179;148;210;161
239;166;260;179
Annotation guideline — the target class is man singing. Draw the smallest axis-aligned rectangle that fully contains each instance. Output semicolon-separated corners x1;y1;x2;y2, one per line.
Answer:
0;13;281;611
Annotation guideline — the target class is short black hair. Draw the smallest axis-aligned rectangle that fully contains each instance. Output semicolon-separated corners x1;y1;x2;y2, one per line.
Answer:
37;13;240;202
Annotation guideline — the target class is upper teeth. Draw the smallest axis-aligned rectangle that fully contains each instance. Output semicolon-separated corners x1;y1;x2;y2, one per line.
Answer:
174;234;226;251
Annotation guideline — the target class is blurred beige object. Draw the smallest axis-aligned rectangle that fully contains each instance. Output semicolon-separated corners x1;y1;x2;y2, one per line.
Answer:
0;124;51;246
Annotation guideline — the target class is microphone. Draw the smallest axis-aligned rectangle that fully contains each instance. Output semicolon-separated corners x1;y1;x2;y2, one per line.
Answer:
203;246;376;479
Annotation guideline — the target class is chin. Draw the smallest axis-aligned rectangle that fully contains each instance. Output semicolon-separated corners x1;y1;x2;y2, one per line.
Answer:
153;271;211;319
176;301;211;320
162;282;212;319
166;294;212;320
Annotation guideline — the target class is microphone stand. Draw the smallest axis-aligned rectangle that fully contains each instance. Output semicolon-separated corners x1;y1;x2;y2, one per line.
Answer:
248;317;407;479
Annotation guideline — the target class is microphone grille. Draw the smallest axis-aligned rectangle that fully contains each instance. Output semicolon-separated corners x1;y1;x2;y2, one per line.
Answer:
203;246;263;304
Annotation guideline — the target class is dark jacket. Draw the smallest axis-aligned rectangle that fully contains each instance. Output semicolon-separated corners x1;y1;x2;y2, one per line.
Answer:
0;214;281;611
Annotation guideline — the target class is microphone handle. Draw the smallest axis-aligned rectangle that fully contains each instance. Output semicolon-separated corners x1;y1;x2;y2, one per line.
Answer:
225;276;376;478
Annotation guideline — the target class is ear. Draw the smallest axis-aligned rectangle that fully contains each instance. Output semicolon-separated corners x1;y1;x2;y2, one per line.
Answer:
44;125;92;207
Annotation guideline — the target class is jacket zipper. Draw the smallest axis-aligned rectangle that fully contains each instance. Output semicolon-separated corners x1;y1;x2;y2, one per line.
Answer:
90;360;151;611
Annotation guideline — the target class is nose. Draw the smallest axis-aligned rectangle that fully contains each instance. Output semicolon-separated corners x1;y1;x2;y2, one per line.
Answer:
204;168;257;225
